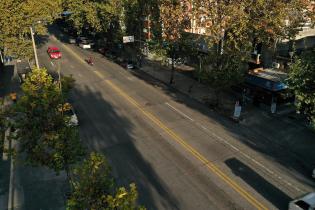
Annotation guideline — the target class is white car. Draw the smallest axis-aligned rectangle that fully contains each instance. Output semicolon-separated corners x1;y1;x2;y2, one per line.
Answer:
69;37;76;44
79;39;94;49
289;192;315;210
126;61;134;69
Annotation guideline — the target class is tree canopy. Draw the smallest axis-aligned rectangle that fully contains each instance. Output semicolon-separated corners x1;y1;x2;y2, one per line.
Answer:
12;68;84;174
0;0;62;59
287;51;315;127
67;152;145;210
63;0;124;34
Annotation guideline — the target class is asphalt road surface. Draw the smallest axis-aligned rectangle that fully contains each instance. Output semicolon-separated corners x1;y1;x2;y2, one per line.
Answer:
33;29;315;210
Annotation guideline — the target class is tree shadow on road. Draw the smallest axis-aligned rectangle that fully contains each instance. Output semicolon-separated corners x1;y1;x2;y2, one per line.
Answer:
69;85;181;210
225;158;291;209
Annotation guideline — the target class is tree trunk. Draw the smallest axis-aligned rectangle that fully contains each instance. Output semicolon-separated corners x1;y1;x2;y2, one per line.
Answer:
169;59;175;84
169;45;175;84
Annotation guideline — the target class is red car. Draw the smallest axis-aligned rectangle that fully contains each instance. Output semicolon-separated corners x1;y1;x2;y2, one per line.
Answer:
47;46;62;59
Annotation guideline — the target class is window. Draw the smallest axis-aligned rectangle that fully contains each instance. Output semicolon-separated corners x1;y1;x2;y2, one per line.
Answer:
295;200;310;210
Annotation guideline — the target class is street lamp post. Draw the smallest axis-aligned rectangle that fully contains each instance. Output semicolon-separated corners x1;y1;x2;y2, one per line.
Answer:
30;25;39;69
30;20;46;69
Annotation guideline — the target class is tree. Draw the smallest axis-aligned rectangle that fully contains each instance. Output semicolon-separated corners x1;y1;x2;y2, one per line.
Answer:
190;0;250;105
63;0;124;35
287;51;315;127
66;152;144;210
0;0;62;59
12;68;84;177
243;0;314;60
159;0;190;84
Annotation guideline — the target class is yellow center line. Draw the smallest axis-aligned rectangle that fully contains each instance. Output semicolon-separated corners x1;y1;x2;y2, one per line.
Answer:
103;79;268;210
94;70;105;79
56;38;268;210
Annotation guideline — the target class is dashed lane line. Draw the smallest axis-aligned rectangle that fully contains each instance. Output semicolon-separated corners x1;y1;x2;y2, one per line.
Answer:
166;102;195;122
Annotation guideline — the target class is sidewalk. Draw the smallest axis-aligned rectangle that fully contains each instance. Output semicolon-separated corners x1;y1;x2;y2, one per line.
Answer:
138;56;315;173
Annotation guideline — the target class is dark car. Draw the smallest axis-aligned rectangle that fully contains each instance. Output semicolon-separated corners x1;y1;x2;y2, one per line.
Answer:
126;60;135;69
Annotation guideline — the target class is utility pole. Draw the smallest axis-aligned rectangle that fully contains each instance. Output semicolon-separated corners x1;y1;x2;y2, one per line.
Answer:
30;26;39;69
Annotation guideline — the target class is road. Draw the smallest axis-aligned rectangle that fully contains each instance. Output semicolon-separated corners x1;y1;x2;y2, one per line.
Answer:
30;28;315;210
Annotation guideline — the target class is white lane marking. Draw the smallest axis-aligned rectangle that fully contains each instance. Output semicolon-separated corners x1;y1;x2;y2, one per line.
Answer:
165;102;304;193
166;103;194;122
50;61;54;66
127;76;134;81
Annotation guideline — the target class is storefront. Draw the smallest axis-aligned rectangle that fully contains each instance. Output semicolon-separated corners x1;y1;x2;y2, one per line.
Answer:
244;68;294;106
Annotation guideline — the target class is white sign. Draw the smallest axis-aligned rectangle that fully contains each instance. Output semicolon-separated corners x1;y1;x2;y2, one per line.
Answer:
271;102;277;114
233;105;242;118
123;36;134;43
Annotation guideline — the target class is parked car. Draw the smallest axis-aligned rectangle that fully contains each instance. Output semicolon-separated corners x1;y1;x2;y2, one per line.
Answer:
64;103;79;126
79;40;94;49
126;60;135;69
77;36;94;49
76;36;87;43
47;46;62;59
69;36;76;44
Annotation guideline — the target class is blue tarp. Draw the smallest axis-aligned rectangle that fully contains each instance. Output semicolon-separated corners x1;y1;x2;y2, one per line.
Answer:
245;74;287;92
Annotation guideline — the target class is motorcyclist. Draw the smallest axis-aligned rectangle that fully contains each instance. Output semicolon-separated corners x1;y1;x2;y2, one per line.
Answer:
87;56;93;65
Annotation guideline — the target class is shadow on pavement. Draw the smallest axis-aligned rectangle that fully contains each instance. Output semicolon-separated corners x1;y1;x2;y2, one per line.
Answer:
70;85;180;210
0;159;10;202
35;34;49;49
18;163;67;210
225;157;291;209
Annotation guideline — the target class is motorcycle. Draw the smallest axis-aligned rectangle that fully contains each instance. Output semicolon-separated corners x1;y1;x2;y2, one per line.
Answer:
86;57;94;66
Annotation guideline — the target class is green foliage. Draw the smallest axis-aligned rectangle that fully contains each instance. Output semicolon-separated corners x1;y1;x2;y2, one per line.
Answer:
106;183;145;210
243;0;311;45
12;68;84;173
190;0;311;91
67;152;144;210
288;51;315;126
0;0;62;58
63;0;124;34
202;51;248;89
